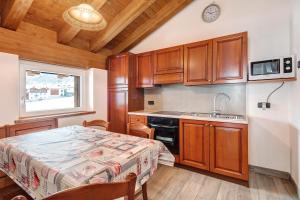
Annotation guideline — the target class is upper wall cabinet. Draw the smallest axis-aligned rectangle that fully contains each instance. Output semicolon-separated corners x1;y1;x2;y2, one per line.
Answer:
136;52;154;88
134;32;248;87
108;54;129;88
153;45;184;84
212;32;248;84
184;40;213;85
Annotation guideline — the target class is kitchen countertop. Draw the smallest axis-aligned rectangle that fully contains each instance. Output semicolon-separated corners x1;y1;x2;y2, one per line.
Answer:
128;110;248;124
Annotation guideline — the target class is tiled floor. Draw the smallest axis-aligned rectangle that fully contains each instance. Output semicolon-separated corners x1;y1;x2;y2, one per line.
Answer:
136;165;298;200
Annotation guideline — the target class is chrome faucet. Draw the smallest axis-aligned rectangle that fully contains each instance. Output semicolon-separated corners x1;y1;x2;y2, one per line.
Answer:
212;92;231;116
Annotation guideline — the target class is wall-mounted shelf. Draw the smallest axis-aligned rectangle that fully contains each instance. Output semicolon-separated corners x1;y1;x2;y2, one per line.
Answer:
247;77;297;83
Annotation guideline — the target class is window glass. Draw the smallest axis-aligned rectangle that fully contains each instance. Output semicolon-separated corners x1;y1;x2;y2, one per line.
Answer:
25;70;80;112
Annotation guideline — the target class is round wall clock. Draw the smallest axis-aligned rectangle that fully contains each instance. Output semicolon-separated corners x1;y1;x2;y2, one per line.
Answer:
202;4;221;23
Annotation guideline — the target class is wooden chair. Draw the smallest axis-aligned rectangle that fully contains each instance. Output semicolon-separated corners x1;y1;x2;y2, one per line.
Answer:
127;122;155;140
127;122;154;200
11;173;137;200
83;120;110;131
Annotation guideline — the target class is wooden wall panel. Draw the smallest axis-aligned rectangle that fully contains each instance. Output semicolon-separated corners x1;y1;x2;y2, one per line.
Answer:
0;126;7;179
0;126;6;139
0;27;107;69
8;118;58;137
0;119;58;191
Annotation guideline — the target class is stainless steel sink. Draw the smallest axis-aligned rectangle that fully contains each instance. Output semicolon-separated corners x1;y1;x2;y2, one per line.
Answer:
185;112;245;120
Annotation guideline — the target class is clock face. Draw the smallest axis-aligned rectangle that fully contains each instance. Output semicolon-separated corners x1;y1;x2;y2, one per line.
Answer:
202;4;221;23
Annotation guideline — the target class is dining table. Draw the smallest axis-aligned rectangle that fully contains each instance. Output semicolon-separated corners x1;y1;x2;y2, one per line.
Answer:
0;125;175;200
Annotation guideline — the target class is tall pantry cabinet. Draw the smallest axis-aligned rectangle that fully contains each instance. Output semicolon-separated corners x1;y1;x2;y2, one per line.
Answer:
107;53;144;134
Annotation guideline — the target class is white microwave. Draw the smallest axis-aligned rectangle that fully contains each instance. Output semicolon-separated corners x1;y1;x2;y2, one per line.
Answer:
248;56;296;81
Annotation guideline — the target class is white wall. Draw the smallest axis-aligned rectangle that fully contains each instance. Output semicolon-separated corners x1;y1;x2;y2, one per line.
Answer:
131;0;293;172
0;53;19;126
58;68;107;127
290;0;300;192
0;52;107;127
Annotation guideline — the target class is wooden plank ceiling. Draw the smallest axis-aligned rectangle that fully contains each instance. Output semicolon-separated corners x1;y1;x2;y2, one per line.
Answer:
0;0;192;56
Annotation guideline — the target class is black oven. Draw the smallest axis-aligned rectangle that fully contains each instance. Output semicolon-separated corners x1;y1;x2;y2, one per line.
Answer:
148;116;179;154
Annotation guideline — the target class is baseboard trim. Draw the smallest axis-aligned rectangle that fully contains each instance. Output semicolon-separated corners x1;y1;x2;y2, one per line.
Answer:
250;165;299;197
249;165;290;180
289;175;299;198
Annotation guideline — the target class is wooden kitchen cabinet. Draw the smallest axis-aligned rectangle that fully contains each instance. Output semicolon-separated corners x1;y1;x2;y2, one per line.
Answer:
135;32;247;86
129;114;147;125
108;54;129;88
107;53;144;134
184;40;213;85
180;119;210;170
108;88;128;134
179;119;248;181
136;52;154;88
153;45;184;84
212;32;248;84
184;32;247;85
209;122;248;181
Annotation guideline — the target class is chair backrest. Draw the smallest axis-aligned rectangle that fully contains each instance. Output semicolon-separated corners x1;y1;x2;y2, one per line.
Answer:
83;120;110;131
127;123;155;139
11;173;137;200
11;196;27;200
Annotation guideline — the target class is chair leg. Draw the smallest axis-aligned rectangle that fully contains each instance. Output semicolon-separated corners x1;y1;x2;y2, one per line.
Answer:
142;183;148;200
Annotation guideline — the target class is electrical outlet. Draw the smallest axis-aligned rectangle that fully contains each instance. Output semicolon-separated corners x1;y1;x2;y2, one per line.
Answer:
148;101;154;105
298;61;300;69
258;102;271;110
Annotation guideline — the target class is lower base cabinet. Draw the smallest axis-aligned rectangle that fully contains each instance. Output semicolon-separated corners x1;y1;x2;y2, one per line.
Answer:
180;120;210;170
180;119;248;181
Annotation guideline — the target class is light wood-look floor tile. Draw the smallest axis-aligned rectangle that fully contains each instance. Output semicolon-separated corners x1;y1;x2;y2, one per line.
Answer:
137;165;298;200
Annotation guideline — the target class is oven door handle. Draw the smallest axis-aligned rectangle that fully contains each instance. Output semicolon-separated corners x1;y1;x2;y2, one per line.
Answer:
148;123;178;129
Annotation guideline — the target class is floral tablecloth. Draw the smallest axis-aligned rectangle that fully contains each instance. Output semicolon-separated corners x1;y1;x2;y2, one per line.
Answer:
0;125;174;199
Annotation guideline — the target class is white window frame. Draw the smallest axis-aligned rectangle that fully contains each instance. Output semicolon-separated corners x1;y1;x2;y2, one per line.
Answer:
20;60;87;117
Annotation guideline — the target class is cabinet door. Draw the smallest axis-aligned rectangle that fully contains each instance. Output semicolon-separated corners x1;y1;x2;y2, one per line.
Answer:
212;32;247;84
180;119;210;170
136;52;154;88
184;40;213;85
108;88;128;134
153;73;183;84
108;54;128;88
154;46;183;75
209;122;248;180
129;114;147;125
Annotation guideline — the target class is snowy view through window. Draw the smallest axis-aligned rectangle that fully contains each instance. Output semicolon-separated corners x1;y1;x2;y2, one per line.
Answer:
25;71;80;112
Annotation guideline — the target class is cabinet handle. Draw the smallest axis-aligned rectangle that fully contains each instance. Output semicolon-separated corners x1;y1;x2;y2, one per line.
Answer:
205;124;209;126
210;124;213;127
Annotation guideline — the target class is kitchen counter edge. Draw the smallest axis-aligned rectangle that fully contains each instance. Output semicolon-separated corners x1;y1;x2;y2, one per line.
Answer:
128;111;248;124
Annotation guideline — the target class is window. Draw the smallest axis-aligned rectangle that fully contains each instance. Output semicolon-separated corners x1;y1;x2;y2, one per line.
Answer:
20;60;86;117
25;71;80;112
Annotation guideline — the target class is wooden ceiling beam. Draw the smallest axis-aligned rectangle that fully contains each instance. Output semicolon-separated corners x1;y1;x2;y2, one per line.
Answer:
0;27;107;69
112;0;192;54
90;0;156;53
57;0;107;44
1;0;34;30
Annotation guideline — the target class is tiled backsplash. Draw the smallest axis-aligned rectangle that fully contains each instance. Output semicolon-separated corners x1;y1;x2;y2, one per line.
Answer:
144;84;247;115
